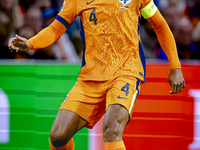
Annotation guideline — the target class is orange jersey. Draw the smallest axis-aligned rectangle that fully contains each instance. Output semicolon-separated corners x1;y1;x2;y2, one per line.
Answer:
28;0;181;81
56;0;152;81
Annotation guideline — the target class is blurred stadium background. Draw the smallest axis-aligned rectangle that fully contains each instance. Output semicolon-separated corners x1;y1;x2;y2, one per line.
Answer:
0;0;200;150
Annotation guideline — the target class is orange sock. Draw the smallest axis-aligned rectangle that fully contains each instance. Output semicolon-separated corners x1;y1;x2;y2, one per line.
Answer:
49;138;74;150
104;141;126;150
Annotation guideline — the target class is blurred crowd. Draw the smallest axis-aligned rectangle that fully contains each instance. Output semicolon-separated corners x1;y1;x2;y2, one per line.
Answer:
0;0;81;61
0;0;199;61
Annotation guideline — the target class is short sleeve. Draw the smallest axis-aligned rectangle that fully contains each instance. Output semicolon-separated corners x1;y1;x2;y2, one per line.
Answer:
56;0;78;29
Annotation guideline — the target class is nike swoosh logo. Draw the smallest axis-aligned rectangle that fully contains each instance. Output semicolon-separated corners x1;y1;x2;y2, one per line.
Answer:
87;0;95;5
117;96;128;99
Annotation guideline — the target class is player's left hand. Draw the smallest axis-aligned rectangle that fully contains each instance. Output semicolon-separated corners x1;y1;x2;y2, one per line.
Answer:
168;68;185;94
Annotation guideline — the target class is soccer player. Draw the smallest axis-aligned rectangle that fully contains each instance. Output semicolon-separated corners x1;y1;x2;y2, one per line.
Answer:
8;0;185;149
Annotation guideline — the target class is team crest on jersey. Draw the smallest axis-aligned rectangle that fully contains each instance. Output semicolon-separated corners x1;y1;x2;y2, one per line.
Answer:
119;0;131;5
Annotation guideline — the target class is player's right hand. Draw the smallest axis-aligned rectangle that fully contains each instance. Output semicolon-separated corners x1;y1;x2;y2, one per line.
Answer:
168;68;185;94
8;35;30;52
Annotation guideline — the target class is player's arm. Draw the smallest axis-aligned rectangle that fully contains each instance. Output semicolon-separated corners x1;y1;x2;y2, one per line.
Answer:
140;0;185;94
28;20;67;50
8;20;67;52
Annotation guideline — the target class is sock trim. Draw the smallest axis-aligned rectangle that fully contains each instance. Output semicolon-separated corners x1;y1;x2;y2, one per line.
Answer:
104;140;125;149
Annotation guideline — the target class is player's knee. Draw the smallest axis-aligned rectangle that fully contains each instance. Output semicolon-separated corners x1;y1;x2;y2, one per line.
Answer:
49;127;69;147
103;119;122;142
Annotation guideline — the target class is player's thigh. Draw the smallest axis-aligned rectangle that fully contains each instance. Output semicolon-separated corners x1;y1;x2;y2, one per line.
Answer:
50;109;88;146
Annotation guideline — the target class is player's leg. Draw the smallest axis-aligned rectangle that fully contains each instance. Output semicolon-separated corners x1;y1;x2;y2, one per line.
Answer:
50;109;88;147
103;104;129;150
49;109;88;149
49;79;107;149
103;77;141;150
